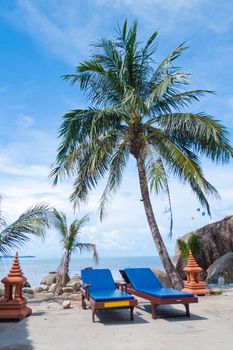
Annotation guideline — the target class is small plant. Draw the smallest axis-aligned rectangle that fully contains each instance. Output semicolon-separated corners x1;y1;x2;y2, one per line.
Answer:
177;233;202;262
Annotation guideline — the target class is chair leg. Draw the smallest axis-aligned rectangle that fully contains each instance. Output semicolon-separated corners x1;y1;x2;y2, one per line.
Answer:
130;306;134;321
151;303;157;319
92;308;95;322
184;304;190;317
81;294;86;309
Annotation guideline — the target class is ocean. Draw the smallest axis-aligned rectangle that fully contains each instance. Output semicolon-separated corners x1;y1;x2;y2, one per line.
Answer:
0;256;163;287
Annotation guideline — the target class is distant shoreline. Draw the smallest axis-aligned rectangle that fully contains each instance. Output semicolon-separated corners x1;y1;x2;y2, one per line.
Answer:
0;256;36;259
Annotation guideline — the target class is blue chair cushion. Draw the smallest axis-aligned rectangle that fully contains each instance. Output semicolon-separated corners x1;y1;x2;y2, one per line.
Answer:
122;268;194;299
81;269;116;292
137;287;194;299
123;268;163;290
89;289;134;302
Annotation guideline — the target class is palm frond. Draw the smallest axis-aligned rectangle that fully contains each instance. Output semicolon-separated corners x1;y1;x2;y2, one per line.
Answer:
0;203;52;256
157;113;232;163
177;239;189;262
75;242;99;264
99;144;129;220
147;158;173;237
188;233;202;257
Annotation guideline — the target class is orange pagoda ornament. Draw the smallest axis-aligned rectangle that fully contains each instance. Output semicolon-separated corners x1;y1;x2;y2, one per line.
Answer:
182;250;209;295
0;252;32;320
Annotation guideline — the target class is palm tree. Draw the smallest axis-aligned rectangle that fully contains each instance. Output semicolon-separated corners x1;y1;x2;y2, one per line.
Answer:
53;210;99;295
177;233;202;263
0;203;53;256
51;20;232;290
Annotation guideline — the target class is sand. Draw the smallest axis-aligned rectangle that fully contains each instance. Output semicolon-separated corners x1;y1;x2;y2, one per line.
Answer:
0;290;233;350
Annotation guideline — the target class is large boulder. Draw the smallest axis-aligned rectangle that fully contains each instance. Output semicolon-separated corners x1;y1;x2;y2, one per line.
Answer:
173;215;233;278
34;285;49;293
40;272;58;285
206;252;233;284
152;268;172;288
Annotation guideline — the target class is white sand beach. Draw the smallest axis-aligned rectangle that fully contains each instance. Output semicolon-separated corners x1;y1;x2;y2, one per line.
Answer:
0;290;233;350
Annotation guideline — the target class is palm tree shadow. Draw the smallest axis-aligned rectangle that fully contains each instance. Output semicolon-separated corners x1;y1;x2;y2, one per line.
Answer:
0;316;34;349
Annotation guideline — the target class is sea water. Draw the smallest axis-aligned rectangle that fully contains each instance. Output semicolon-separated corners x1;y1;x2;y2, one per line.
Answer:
0;256;163;287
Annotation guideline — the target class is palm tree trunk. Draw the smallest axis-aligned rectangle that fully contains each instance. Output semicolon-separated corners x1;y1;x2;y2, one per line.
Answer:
54;251;70;295
137;157;183;290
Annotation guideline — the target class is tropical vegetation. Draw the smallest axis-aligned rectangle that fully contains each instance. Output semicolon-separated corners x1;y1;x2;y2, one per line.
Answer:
0;203;53;256
53;210;99;295
51;20;232;289
177;233;202;262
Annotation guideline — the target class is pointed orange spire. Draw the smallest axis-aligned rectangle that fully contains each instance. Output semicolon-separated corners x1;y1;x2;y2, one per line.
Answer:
7;252;24;279
0;252;32;320
182;250;209;295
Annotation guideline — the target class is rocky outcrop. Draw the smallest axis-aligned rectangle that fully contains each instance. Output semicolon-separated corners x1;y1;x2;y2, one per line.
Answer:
152;268;172;288
35;274;80;295
206;252;233;284
173;215;233;278
40;272;58;285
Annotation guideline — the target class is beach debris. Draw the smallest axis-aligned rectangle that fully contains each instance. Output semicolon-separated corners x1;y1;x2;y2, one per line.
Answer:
182;250;209;295
62;300;71;309
0;252;32;320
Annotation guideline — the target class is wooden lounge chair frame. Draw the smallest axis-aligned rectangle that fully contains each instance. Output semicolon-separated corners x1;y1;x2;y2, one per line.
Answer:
81;284;138;322
118;275;198;320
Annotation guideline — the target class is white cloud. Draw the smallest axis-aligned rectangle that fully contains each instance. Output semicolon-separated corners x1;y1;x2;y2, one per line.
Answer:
4;0;101;65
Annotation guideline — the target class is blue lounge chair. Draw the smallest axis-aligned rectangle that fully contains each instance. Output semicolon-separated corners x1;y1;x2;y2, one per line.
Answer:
81;269;138;322
119;268;198;319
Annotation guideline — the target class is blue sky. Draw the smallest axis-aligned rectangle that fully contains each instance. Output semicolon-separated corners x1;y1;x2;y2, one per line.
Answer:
0;0;232;259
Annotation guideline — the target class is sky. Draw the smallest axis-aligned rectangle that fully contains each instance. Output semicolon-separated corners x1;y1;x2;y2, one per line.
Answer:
0;0;232;259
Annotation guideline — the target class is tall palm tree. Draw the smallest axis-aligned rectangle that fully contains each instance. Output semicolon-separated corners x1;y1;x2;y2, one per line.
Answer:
53;210;99;295
51;20;232;289
0;203;53;256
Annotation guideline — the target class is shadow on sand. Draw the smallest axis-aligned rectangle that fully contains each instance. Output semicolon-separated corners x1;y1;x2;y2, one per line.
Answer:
137;302;208;322
93;308;149;325
0;315;34;350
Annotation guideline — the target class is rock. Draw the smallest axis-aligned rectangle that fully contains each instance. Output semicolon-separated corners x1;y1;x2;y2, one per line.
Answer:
40;272;57;285
22;287;34;294
61;286;73;293
173;215;233;278
68;275;81;283
24;281;31;288
152;268;173;288
62;300;71;309
67;275;81;291
0;282;4;297
206;252;233;284
35;285;49;293
49;283;57;293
